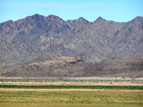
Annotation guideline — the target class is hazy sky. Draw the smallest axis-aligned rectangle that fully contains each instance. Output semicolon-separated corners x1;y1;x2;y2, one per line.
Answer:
0;0;142;23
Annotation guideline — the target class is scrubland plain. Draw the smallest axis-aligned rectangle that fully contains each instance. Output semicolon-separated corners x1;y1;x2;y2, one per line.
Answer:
0;81;143;107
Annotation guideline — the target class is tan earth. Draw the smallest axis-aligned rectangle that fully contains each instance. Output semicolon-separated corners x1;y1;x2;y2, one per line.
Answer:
0;88;142;92
0;81;143;86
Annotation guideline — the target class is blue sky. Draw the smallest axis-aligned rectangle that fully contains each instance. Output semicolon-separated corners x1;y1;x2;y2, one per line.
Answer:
0;0;142;23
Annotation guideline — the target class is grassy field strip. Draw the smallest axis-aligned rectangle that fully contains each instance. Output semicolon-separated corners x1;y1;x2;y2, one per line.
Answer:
0;90;143;107
1;103;142;107
0;84;143;90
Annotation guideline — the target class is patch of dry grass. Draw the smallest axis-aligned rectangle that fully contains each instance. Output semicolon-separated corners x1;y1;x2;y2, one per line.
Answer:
0;89;143;107
0;81;143;86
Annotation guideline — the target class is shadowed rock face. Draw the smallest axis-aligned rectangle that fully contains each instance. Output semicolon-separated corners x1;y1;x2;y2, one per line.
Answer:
0;14;143;68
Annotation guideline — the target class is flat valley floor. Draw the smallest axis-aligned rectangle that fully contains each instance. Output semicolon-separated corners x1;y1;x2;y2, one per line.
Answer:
0;82;143;107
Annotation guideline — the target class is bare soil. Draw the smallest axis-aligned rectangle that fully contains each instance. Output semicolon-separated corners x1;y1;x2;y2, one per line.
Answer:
0;88;142;92
0;81;143;86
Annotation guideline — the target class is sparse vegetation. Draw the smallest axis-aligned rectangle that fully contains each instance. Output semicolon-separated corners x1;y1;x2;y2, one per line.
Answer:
0;84;143;90
0;90;143;107
1;58;143;78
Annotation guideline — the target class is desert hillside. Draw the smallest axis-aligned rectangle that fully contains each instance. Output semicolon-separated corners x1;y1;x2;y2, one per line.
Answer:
0;15;143;68
0;56;142;78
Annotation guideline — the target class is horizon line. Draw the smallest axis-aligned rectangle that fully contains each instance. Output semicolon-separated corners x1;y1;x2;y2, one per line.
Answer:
1;14;143;24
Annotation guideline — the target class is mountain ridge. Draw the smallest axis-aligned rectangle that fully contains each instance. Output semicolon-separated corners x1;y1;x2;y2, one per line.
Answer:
2;14;142;24
0;14;143;69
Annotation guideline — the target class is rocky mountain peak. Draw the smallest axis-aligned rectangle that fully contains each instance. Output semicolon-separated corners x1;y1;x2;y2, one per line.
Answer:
95;16;106;22
131;16;143;23
47;15;64;23
1;20;14;26
15;14;45;27
77;17;89;24
24;14;44;21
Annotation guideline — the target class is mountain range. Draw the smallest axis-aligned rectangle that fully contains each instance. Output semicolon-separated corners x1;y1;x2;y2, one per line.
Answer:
0;14;143;70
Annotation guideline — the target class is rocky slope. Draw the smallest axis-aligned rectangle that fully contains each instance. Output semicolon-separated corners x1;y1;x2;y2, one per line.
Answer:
0;14;143;69
1;56;143;77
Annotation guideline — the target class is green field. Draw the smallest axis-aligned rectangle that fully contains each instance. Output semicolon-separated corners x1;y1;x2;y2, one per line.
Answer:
0;84;143;107
0;90;143;107
0;84;143;90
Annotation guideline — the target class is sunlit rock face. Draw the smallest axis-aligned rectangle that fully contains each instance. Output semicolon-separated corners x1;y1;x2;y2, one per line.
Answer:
0;14;143;68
